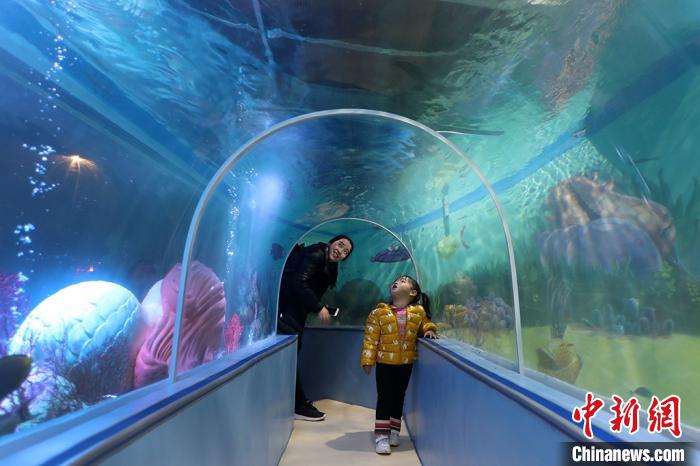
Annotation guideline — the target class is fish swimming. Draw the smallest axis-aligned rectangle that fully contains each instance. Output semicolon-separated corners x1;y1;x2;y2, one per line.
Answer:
460;225;470;249
0;355;33;435
631;386;653;398
370;245;410;263
572;128;587;138
0;355;32;401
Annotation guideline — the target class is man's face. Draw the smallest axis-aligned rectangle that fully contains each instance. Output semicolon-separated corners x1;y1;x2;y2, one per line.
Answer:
329;238;352;262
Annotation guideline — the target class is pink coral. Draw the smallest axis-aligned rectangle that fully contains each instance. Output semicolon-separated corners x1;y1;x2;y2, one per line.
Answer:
133;261;225;388
0;272;30;356
224;314;244;353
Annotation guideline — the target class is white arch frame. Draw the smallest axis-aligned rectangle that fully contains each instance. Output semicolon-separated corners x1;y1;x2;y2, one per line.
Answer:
274;216;420;331
169;109;524;383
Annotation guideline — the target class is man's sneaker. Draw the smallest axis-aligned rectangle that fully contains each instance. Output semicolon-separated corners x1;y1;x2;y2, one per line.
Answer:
389;430;400;446
375;435;391;455
294;401;326;421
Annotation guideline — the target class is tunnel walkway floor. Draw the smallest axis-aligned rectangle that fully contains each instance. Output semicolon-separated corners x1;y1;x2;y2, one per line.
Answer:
279;399;421;465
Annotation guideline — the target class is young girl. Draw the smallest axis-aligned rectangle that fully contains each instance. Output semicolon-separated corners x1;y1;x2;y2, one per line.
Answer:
361;275;437;455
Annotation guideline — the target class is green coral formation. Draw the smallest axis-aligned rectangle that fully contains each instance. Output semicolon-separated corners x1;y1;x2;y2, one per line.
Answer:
687;280;700;306
646;262;675;301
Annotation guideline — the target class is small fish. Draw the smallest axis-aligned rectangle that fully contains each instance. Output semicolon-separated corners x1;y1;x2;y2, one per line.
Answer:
270;243;284;261
460;225;470;249
572;128;587;138
631;386;653;398
370;245;410;263
0;355;32;401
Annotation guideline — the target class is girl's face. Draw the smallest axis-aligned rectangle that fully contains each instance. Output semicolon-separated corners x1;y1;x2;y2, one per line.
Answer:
329;238;352;262
390;276;418;302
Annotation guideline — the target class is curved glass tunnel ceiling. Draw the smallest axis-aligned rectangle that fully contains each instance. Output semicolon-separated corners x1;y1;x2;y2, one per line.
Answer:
192;111;515;291
185;110;519;369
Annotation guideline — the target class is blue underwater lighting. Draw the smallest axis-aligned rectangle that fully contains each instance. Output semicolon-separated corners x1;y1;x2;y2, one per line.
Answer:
257;174;283;213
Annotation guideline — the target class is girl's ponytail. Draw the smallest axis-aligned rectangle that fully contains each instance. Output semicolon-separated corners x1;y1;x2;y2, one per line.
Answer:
400;275;432;319
420;292;432;320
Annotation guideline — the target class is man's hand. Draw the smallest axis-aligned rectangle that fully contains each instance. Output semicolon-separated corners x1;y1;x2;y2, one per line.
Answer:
362;365;372;375
318;306;331;324
423;330;438;339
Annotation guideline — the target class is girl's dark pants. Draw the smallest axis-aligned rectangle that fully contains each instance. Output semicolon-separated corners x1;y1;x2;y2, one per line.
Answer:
375;363;413;434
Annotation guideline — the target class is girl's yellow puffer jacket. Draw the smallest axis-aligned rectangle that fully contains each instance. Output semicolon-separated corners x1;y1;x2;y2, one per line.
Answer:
361;302;437;366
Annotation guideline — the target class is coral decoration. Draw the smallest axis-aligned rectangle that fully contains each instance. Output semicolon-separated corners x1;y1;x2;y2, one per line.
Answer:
545;175;675;258
0;272;30;356
224;314;243;353
133;262;225;388
8;281;140;402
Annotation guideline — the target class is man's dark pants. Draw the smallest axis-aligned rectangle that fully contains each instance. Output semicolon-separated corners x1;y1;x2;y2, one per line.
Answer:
277;318;307;410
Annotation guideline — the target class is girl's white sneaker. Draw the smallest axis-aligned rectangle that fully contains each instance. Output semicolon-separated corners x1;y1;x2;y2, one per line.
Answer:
375;435;391;455
389;431;400;446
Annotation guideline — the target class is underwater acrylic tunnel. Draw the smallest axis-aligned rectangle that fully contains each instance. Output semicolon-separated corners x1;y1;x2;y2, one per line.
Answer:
169;108;524;382
2;104;700;465
0;107;529;459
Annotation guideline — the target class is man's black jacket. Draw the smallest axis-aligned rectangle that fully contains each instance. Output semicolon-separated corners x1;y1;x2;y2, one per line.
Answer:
278;242;338;333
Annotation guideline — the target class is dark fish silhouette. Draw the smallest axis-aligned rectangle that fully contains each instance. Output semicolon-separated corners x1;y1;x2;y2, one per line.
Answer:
0;355;32;435
370;245;410;263
631;386;653;398
634;157;658;164
0;355;32;401
270;243;284;261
